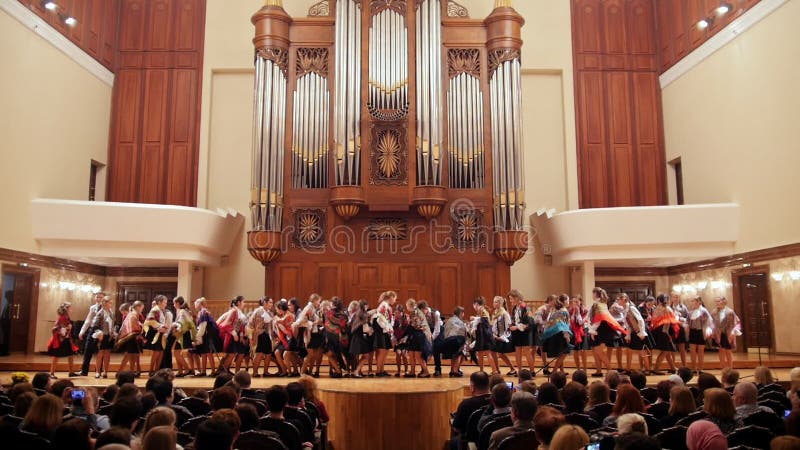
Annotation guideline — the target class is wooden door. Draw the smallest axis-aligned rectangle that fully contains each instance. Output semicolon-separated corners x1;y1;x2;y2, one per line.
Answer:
596;281;654;304
738;273;772;349
9;274;34;353
116;282;178;322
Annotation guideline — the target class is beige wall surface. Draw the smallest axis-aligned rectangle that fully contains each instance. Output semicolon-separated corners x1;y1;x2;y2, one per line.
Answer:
662;0;800;253
0;10;112;254
198;0;575;299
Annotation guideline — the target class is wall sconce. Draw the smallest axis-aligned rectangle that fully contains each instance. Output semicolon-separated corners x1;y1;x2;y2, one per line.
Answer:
790;271;800;280
43;1;57;10
771;272;784;281
63;15;77;26
696;18;711;30
40;1;77;27
715;3;732;17
696;281;708;290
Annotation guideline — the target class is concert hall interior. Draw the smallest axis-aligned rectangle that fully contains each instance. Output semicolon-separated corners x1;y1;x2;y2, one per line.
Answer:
1;0;799;450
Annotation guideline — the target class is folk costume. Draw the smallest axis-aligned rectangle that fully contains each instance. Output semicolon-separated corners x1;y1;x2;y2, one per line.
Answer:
194;306;220;354
373;300;395;350
510;302;534;347
714;306;741;350
116;309;143;354
47;313;78;357
588;301;627;347
541;308;573;358
649;305;681;352
143;304;167;351
688;304;714;345
491;307;515;354
218;305;249;354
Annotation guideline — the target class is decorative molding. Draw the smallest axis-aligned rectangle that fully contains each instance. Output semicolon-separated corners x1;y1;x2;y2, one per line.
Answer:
292;209;326;248
296;48;329;78
488;48;520;75
451;209;486;249
0;0;114;86
368;218;409;240
257;47;290;75
308;0;331;16
595;267;670;277
667;242;800;276
447;0;469;18
448;48;481;79
104;267;179;278
370;127;408;185
0;247;106;276
369;0;408;15
660;0;789;89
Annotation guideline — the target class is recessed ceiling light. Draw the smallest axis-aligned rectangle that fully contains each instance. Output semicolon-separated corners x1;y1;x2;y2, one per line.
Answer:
64;16;77;26
716;4;731;16
44;1;57;10
697;19;710;30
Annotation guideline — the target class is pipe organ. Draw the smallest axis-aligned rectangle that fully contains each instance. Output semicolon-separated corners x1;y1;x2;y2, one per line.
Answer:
248;0;529;310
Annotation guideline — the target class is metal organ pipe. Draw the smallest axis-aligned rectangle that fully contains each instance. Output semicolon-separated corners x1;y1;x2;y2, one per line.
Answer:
415;0;443;186
335;0;361;186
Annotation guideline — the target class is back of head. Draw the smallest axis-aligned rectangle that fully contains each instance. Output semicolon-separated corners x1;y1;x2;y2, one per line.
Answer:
470;371;490;392
721;368;740;386
614;432;660;450
697;372;722;391
142;425;177;450
116;371;136;387
234;370;251;389
214;372;234;390
149;377;173;404
629;371;647;390
518;369;532;382
54;417;91;450
235;403;259;432
24;393;63;435
103;384;120;404
770;436;800;450
95;427;133;449
733;381;759;406
703;388;735;421
549;424;589;450
286;382;305;406
211;409;241;435
50;379;74;398
489;373;506;390
510;391;538;422
31;373;50;391
669;385;697;416
537;382;561;406
518;380;537;396
613;385;644;416
678;367;694;384
211;386;239;411
196;419;235;450
687;420;727;450
617;413;648;435
491;382;512;408
605;370;620;389
14;391;37;417
266;385;289;413
755;366;775;385
144;406;177;434
533;406;566;446
111;396;143;429
790;367;800;392
571;370;588;386
588;381;610;406
562;382;588;413
549;371;567;390
656;380;673;402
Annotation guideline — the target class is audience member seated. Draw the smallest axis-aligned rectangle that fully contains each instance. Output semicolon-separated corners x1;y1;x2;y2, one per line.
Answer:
234;403;259;433
613;432;660;450
518;369;533;384
571;370;588;387
487;392;537;450
687;420;728;450
54;417;92;450
31;373;51;396
69;387;111;431
616;413;647;435
259;385;310;450
647;380;673;420
770;435;800;450
721;368;740;393
696;373;723;404
532;406;565;450
755;366;779;390
562;382;598;433
134;406;183;450
586;381;613;423
517;380;537;396
110;396;143;434
149;377;193;426
284;382;316;443
213;373;234;390
234;371;265;402
678;368;694;385
661;385;697;428
297;375;330;424
550;371;568;390
703;387;742;434
209;409;242;443
451;371;491;450
478;383;513;433
604;371;620;400
95;427;134;449
9;391;37;423
21;393;63;441
549;424;589;450
536;383;563;412
195;418;235;450
211;386;239;412
116;371;136;387
142;424;177;450
602;385;645;429
735;382;777;420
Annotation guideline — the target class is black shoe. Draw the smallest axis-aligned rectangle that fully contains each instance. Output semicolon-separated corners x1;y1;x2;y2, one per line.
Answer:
453;371;464;378
68;372;80;378
591;372;603;378
403;373;416;378
542;369;552;376
376;371;390;378
79;372;88;377
433;370;442;377
418;373;431;378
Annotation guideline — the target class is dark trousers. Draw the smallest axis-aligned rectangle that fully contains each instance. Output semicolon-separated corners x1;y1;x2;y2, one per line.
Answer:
80;329;98;374
432;335;445;372
160;334;176;369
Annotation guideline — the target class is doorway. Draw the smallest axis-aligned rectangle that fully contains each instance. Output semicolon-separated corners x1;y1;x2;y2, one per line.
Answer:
115;282;178;322
732;268;773;352
1;265;40;355
596;281;655;304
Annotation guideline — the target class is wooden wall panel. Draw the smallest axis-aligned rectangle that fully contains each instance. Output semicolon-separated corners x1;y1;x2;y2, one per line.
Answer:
18;0;119;70
656;0;763;73
572;0;666;208
107;0;206;206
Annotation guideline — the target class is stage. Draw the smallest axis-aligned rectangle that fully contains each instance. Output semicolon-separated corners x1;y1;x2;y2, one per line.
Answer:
1;353;797;450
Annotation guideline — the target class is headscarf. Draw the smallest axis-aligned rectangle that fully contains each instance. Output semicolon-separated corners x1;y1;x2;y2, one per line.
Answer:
687;420;727;450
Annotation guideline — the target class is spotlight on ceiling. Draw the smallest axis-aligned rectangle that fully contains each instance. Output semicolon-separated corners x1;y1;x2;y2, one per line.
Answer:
716;3;732;16
64;16;77;26
697;19;710;30
43;1;57;10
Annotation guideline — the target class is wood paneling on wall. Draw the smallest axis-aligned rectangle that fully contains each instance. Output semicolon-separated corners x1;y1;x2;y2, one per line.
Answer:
106;0;205;206
656;0;762;73
571;0;667;208
18;0;120;70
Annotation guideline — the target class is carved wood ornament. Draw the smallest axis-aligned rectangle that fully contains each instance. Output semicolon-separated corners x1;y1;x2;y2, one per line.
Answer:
257;47;290;75
368;218;409;240
296;48;329;78
293;209;326;248
308;0;331;16
370;127;408;185
488;48;520;76
448;48;481;79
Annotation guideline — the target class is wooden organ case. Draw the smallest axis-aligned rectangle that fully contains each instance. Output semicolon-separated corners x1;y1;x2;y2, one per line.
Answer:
247;0;528;313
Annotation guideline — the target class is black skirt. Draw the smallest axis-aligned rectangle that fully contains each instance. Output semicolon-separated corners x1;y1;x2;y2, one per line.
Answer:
543;333;571;358
571;330;591;351
48;338;75;357
627;332;646;351
325;331;345;355
349;331;373;355
122;336;141;354
493;338;515;354
308;332;324;349
255;333;273;354
473;320;494;352
592;322;621;348
439;335;466;359
674;327;688;344
652;328;676;352
144;329;164;351
406;328;428;352
511;329;533;347
689;329;706;346
179;333;193;350
373;320;393;350
718;333;732;350
99;336;115;350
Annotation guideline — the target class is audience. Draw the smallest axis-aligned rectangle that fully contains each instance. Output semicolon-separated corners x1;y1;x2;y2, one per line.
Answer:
616;413;647;435
614;432;660;450
141;424;177;450
647;380;672;420
550;371;567;390
561;382;588;415
53;417;92;450
571;370;588;387
451;371;491;436
703;387;742;434
661;385;696;428
195;418;235;450
687;420;727;450
549;424;589;450
234;403;259;432
721;367;740;392
532;406;566;450
96;427;134;449
586;381;613;422
477;383;513;432
771;435;800;450
537;382;563;410
21;394;63;440
602;384;645;428
755;366;777;388
734;381;775;420
487;391;537;450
